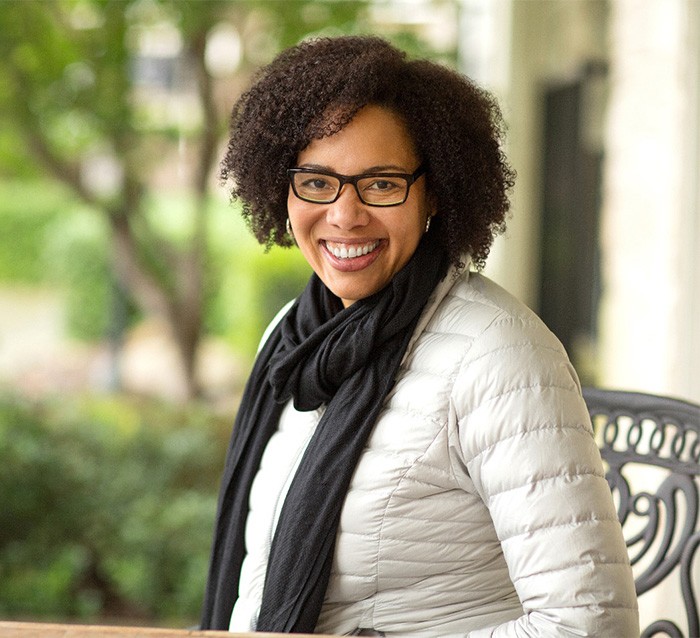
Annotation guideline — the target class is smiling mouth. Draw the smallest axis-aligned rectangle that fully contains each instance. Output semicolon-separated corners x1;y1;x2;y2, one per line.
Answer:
323;240;381;260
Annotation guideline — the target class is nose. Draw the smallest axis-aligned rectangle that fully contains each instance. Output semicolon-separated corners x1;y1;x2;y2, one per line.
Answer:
325;184;370;229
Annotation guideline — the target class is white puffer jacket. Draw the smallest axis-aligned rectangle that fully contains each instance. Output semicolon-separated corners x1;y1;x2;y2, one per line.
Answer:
231;265;640;637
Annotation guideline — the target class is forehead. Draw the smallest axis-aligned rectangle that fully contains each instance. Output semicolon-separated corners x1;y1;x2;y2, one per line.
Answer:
297;104;418;171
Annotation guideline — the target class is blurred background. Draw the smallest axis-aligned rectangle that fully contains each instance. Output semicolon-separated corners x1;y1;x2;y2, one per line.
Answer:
0;0;698;630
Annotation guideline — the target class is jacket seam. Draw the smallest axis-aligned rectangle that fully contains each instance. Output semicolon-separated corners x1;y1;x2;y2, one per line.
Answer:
512;557;634;584
520;601;640;611
461;419;592;464
372;535;496;547
383;403;448;430
483;468;607;500
384;463;455;487
456;382;581;422
462;340;566;368
374;422;450;625
501;514;623;542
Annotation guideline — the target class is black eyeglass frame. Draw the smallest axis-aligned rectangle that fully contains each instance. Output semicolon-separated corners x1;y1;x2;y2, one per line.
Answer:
287;165;426;207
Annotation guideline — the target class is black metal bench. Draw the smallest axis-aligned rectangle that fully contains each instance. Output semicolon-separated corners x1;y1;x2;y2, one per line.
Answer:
583;387;700;638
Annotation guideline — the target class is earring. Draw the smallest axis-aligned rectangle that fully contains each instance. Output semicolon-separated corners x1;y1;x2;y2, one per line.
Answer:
286;217;296;243
425;215;432;233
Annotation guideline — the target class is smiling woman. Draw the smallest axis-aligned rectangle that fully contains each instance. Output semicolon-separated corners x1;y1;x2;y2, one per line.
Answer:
286;105;430;308
202;36;639;637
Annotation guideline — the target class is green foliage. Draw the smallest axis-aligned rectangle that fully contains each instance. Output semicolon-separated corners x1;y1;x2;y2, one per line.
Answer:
43;206;116;340
254;247;312;328
216;238;312;358
0;179;311;352
0;179;137;340
0;181;73;283
243;0;372;51
0;393;231;625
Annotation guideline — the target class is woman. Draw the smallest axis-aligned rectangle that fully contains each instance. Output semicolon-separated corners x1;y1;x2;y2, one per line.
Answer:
201;36;639;636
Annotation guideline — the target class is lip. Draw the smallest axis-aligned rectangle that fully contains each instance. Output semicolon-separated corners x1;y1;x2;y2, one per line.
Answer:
320;239;385;272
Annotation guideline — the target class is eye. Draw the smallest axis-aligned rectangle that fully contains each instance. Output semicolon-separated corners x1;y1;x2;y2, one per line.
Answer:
298;174;337;193
302;177;329;190
363;177;403;193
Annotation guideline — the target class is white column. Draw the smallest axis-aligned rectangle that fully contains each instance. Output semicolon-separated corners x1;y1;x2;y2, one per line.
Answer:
674;0;700;401
600;2;699;629
599;0;700;403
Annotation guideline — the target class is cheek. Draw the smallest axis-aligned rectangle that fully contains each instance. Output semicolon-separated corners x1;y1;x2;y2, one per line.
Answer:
404;202;429;238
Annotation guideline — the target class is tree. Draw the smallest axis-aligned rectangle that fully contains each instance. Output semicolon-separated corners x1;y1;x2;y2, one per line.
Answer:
0;0;233;397
0;0;444;398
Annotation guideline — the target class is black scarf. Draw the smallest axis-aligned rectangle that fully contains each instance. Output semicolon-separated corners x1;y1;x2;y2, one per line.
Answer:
200;231;449;632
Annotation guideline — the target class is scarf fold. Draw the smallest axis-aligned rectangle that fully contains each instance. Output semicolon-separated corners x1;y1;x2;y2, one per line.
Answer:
200;231;449;633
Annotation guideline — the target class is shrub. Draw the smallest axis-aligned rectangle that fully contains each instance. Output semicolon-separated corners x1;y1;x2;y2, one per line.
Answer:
0;393;232;626
217;241;311;357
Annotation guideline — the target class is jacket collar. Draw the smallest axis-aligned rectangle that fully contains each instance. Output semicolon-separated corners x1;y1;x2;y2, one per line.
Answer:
400;255;472;366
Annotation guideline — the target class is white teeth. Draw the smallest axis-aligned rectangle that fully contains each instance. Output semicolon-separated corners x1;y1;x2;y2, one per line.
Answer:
327;240;379;259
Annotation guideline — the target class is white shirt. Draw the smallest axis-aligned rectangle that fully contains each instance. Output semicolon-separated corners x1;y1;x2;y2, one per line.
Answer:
228;401;323;631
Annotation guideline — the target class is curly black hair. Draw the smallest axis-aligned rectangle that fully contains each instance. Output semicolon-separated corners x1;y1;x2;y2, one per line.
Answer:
220;35;515;269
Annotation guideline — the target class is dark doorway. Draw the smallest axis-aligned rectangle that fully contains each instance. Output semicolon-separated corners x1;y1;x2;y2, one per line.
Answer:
537;63;606;384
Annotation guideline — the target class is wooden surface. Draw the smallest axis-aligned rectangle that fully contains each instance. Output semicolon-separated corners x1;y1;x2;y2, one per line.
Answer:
0;622;327;637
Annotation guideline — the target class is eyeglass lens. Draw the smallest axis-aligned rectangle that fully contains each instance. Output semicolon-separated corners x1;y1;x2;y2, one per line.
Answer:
292;172;410;205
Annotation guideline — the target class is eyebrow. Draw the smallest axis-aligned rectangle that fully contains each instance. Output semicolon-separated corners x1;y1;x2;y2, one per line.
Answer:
297;163;411;174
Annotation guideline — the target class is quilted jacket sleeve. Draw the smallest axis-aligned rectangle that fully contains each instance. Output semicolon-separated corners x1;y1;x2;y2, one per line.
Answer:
454;314;639;637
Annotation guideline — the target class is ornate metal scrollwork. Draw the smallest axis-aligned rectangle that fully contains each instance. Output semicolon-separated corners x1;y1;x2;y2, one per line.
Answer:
583;388;700;638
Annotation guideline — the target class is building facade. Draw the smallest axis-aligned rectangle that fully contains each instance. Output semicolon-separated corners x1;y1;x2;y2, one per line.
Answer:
467;0;700;406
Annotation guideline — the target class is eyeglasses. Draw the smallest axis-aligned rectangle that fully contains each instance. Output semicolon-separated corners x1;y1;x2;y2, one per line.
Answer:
287;165;426;207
